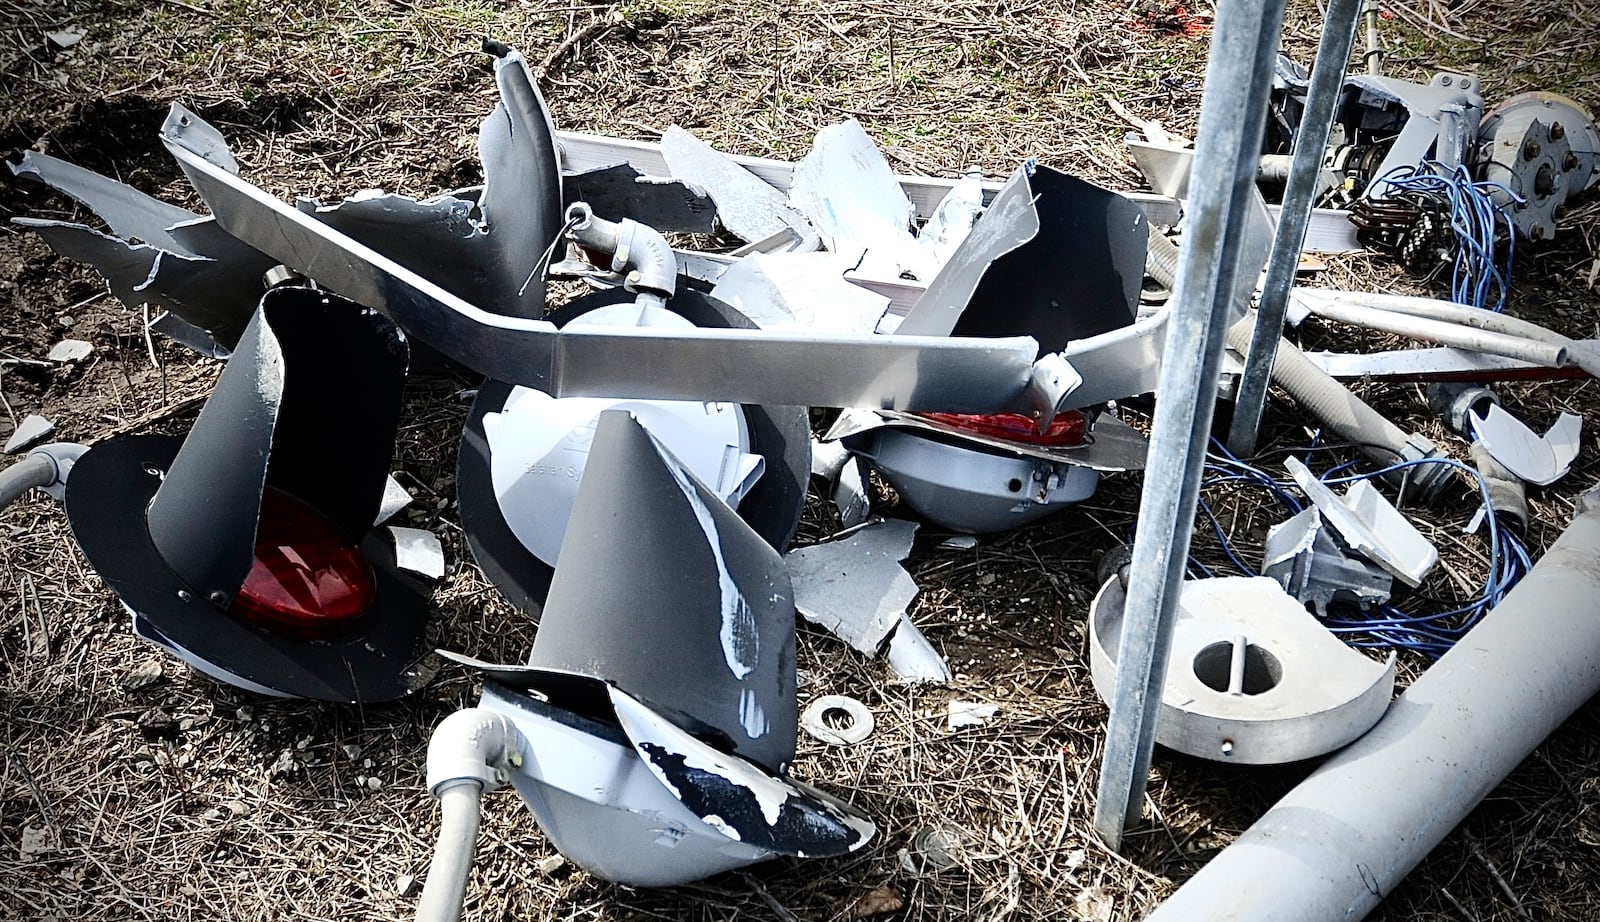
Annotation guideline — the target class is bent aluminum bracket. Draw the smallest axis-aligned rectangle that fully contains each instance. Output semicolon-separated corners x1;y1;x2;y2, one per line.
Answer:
160;109;1046;414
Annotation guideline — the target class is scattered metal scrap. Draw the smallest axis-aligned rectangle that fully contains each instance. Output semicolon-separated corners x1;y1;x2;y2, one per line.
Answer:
430;411;874;893
1262;507;1393;615
785;518;950;684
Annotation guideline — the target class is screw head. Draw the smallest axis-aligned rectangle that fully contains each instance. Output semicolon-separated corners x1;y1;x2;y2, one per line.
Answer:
1523;139;1543;161
1550;121;1566;141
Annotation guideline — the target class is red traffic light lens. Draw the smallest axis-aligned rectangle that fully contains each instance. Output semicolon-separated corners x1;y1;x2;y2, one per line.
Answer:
915;410;1088;446
232;487;376;640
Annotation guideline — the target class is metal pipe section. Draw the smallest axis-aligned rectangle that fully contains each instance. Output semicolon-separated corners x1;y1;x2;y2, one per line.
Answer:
1145;484;1600;922
565;201;677;309
418;708;528;922
1227;0;1364;455
1222;319;1453;500
1293;289;1600;377
1092;0;1289;849
1296;298;1570;368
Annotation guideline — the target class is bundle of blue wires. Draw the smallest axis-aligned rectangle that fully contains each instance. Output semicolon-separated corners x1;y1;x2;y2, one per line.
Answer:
1368;160;1522;313
1187;441;1532;658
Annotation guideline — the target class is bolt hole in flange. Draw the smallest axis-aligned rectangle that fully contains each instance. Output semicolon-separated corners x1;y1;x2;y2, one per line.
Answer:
1006;477;1024;493
1193;640;1283;695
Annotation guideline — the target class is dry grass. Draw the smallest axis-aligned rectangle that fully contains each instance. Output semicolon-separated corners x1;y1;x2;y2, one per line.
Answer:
1;0;1599;920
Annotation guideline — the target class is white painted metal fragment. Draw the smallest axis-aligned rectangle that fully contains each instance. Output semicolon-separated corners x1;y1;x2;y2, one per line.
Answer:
1469;404;1582;486
1285;456;1438;586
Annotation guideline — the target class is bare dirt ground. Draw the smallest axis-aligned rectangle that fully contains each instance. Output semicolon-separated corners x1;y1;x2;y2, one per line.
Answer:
1;0;1599;920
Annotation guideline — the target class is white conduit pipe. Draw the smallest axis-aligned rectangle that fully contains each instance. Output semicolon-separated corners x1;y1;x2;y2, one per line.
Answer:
417;709;527;922
1292;289;1600;377
1292;298;1569;369
0;453;56;511
1145;485;1600;922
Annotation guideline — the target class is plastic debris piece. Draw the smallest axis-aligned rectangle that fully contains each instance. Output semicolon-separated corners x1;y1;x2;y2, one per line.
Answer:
786;519;919;654
4;415;55;454
940;535;979;550
1262;507;1392;615
914;170;985;270
884;618;952;684
1469;405;1582;486
388;527;445;581
947;701;998;730
1285;457;1439;586
800;694;875;745
46;339;92;363
661;125;817;247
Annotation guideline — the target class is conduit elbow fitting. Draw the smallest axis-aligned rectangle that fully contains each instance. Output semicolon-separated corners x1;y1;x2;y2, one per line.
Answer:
424;708;528;795
565;201;678;302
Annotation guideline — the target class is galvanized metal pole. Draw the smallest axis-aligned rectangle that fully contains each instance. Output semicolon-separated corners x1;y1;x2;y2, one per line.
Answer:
1092;0;1289;849
1226;0;1365;456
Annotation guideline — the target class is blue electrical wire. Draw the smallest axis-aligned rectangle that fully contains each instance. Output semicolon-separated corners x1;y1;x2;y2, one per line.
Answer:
1368;160;1523;313
1182;447;1533;658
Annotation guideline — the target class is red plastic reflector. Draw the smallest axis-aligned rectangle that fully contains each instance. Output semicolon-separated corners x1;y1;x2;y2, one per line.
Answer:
232;487;375;640
915;410;1088;446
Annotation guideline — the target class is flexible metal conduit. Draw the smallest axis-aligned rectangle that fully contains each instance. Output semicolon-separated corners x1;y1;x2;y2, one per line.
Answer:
1145;485;1600;922
1149;227;1447;496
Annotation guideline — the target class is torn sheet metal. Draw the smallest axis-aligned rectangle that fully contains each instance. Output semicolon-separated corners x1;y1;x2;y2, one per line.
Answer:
1262;507;1392;615
443;409;873;884
373;475;413;526
469;679;777;887
788;119;925;280
521;409;797;770
11;149;278;350
1285;457;1438;586
897;160;1146;353
1125;138;1277;317
833;455;872;529
294;43;561;319
161;107;1050;415
9;149;200;248
710;251;891;334
826;408;1150;472
484;336;764;565
457;288;810;617
388;526;445;581
786;518;920;655
562;161;716;233
1469;405;1582;486
609;684;875;856
1089;575;1396;764
661;125;819;248
63;287;433;703
555;129;1362;252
